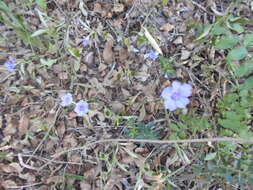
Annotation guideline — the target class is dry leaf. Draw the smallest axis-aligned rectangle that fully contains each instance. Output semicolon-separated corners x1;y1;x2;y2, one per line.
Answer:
143;27;163;55
1;180;17;188
103;39;114;62
160;23;175;33
113;3;124;13
0;163;22;173
18;115;29;137
46;176;64;184
181;50;191;60
84;52;94;66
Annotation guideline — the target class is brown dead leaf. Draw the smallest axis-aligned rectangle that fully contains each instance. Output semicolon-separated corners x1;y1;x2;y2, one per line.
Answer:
119;47;128;62
0;163;22;173
160;23;175;33
1;180;17;188
46;176;64;184
93;3;108;17
3;118;18;136
18;115;29;137
56;120;65;138
111;101;125;113
84;52;94;66
103;39;114;63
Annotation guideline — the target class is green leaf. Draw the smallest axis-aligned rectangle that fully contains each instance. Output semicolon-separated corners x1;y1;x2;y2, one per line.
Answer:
212;24;229;35
218;119;242;131
244;34;253;48
234;60;253;77
239;76;253;91
204;152;217;161
159;56;176;75
64;173;86;180
231;23;244;33
68;47;81;58
227;46;248;61
215;35;239;50
31;29;48;37
36;0;47;10
40;58;57;68
195;24;213;41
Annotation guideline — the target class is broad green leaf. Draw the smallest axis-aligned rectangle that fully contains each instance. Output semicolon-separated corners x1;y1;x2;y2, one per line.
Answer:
244;34;253;48
195;24;213;41
227;46;248;61
234;60;253;77
36;0;47;10
239;76;253;91
230;23;244;33
212;24;228;35
204;152;217;161
218;119;242;131
215;35;239;50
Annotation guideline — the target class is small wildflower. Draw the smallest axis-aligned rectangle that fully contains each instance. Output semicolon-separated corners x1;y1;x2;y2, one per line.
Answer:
61;93;73;107
82;36;91;47
146;50;159;61
74;100;89;116
4;56;16;72
161;81;192;111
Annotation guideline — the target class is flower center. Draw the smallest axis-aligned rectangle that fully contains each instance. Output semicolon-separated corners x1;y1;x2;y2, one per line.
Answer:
79;105;86;111
171;92;181;101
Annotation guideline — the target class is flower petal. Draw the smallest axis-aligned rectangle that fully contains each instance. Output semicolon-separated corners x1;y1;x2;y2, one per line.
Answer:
74;100;89;116
164;98;177;111
180;83;192;97
161;86;173;99
174;97;189;108
172;81;181;91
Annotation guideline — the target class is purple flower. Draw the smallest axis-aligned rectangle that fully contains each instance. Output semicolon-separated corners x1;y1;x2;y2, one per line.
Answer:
161;81;192;111
146;51;159;61
74;100;89;116
4;56;16;72
82;36;91;47
61;93;73;107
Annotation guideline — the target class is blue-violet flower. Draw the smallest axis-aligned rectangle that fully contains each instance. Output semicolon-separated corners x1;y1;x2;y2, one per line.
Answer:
61;93;73;107
161;81;192;111
74;100;89;116
82;36;91;47
146;50;159;61
4;56;16;72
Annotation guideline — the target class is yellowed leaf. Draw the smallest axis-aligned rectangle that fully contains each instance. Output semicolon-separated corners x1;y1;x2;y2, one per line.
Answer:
143;27;163;55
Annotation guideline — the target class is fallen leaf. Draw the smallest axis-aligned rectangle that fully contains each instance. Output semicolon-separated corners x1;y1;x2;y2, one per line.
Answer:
103;39;114;62
173;36;183;44
143;27;163;55
180;50;191;60
1;180;17;188
160;23;175;33
113;3;124;13
18;115;29;137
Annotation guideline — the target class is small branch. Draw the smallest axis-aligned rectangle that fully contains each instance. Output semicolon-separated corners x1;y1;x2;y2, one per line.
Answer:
38;137;253;171
5;182;43;189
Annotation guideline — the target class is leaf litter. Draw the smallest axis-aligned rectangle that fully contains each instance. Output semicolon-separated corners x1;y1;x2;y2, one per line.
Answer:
0;0;252;189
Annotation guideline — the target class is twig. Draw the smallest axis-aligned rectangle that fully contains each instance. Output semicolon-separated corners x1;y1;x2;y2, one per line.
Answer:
5;182;43;189
38;137;253;171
